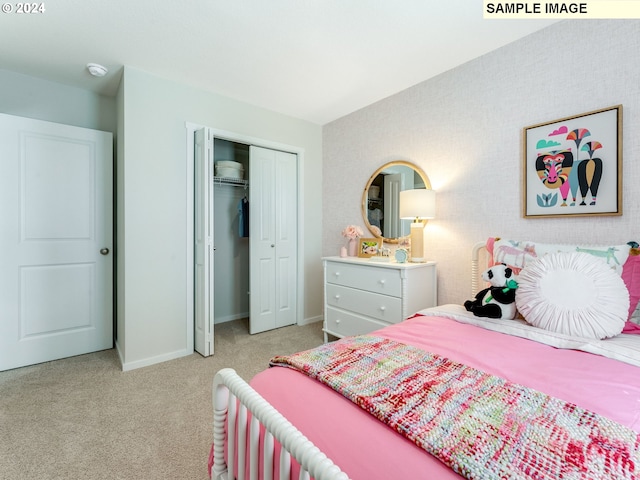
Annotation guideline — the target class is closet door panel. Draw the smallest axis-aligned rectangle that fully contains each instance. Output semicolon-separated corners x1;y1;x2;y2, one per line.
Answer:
249;147;276;333
249;146;297;333
274;151;297;328
194;128;214;356
258;256;276;316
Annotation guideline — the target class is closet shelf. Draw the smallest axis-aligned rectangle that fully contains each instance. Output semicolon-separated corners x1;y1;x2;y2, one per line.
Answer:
213;176;249;187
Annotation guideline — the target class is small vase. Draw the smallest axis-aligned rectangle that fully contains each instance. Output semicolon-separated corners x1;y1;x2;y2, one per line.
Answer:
340;246;347;257
348;238;357;257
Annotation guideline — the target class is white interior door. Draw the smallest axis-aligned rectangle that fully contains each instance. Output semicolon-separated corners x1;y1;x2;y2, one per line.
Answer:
0;113;113;371
194;128;214;356
249;146;297;334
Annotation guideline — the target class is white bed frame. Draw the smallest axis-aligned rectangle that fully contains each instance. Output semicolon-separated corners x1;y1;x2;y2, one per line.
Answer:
211;242;488;480
212;368;350;480
471;241;489;296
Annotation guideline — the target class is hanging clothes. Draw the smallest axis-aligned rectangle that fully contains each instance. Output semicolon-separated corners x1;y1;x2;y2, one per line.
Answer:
238;196;249;237
368;207;383;228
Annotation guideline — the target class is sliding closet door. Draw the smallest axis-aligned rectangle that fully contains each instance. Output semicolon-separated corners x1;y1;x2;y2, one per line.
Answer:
249;146;297;334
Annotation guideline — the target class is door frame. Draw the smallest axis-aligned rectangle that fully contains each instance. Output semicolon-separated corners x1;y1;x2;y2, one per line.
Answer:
184;122;305;353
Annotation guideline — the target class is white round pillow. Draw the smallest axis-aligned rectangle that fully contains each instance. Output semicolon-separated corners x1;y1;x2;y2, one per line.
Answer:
515;251;629;339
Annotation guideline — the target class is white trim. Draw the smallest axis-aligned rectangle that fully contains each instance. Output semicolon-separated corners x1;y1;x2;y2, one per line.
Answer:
471;241;487;296
115;339;125;370
215;312;250;324
185;122;306;353
298;316;323;326
185;122;197;355
121;348;190;372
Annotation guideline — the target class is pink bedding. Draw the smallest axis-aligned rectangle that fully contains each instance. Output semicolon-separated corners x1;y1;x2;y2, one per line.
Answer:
250;314;640;479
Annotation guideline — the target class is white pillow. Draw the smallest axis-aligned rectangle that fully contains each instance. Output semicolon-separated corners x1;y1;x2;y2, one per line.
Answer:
516;252;630;339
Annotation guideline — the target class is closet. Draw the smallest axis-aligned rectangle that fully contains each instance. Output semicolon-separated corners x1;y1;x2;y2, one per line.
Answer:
212;139;250;326
194;128;298;357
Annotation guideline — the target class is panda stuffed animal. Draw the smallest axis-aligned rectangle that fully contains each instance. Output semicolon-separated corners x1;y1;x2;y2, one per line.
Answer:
464;263;518;319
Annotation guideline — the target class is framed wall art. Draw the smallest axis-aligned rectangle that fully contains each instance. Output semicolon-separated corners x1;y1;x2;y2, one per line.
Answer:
522;105;622;218
357;238;381;258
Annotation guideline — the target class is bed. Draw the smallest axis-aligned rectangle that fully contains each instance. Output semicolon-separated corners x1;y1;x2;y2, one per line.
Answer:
211;238;640;480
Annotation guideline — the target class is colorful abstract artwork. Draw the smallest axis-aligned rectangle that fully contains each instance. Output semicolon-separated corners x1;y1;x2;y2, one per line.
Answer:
523;105;622;218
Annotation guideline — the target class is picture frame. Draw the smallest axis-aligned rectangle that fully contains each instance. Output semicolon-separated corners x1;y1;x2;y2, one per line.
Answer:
522;105;622;218
357;237;381;258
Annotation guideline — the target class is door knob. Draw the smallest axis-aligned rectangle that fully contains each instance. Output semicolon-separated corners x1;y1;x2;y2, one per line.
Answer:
100;248;110;255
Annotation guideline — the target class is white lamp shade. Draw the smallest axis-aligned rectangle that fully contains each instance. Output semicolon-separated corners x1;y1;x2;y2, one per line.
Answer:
399;189;436;220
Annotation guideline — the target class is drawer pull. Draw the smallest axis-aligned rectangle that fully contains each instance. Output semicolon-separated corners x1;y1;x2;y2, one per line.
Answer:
379;306;386;312
379;279;386;285
334;272;341;277
334;294;341;300
335;319;341;324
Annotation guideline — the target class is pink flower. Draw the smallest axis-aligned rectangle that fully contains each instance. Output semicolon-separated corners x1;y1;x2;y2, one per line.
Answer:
341;225;364;239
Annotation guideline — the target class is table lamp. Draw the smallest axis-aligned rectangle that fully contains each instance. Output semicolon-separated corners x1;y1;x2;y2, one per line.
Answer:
399;189;436;262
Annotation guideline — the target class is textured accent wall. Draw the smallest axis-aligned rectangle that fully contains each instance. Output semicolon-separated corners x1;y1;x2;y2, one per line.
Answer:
323;20;640;306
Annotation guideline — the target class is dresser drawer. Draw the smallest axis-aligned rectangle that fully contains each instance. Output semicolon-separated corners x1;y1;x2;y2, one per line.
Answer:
325;262;402;297
326;284;402;323
325;307;388;337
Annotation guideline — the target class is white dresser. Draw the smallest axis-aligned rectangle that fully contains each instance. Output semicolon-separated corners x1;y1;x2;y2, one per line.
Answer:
322;256;437;342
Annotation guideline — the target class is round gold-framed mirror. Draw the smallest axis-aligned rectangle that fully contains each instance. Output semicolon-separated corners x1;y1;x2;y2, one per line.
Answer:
361;161;432;244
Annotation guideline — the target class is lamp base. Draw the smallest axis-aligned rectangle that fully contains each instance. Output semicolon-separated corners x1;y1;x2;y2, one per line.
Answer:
409;222;425;263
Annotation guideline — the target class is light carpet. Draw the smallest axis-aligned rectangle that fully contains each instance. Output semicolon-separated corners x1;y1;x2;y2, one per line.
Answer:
0;319;324;480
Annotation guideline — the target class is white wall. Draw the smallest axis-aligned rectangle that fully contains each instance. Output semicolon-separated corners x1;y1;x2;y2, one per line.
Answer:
117;67;323;370
323;20;640;306
0;69;116;133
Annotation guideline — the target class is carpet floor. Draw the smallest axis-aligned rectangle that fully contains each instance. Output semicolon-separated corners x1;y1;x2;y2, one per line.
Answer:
0;319;324;480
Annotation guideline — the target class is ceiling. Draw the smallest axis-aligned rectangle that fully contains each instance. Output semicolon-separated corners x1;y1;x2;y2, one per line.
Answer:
0;0;557;125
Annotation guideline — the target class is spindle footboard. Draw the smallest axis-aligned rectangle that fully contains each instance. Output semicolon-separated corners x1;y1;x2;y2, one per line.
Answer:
212;368;350;480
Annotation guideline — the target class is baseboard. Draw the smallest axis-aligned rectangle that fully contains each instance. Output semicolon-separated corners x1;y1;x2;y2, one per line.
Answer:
115;339;125;369
214;312;249;325
118;346;191;372
298;314;322;326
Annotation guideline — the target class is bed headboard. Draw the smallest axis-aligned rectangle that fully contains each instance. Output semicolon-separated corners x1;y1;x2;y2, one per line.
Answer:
471;241;489;296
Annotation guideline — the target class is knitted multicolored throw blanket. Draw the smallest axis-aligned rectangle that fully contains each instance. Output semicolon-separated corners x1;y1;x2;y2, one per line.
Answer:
270;335;640;479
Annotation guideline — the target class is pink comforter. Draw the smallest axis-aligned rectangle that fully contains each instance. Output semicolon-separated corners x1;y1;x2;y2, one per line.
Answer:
250;315;640;479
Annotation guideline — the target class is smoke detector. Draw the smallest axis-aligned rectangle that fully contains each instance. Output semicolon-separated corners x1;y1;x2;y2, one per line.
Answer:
86;63;108;77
